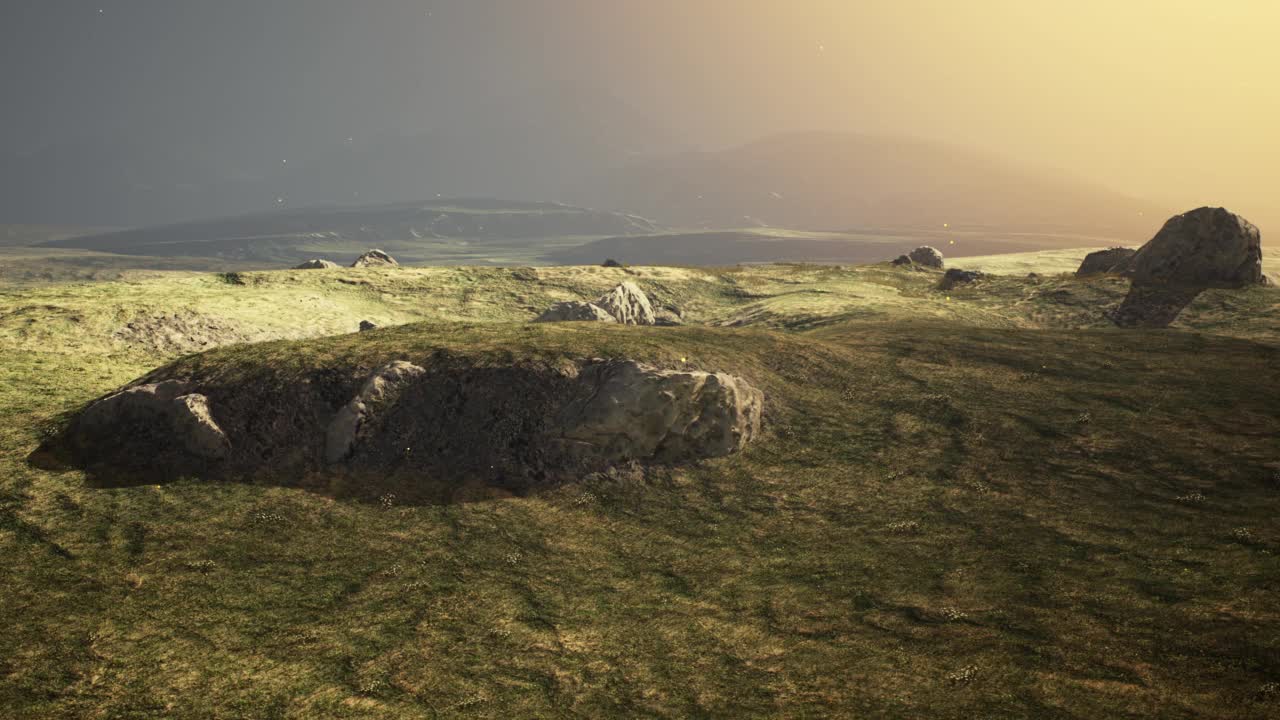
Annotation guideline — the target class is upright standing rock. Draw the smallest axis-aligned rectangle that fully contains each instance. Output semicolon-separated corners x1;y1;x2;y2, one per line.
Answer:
1111;207;1263;327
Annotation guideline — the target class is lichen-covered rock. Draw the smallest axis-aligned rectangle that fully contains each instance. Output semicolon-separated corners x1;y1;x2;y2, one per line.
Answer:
351;249;399;268
325;361;425;463
559;361;763;463
1112;207;1263;327
908;246;945;269
1076;247;1136;277
594;281;656;325
294;258;338;270
534;301;618;324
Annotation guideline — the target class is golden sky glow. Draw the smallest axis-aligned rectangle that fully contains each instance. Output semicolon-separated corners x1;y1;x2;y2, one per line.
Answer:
599;1;1279;230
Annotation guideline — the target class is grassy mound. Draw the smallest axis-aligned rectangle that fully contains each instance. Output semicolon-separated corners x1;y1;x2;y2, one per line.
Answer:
2;254;1279;717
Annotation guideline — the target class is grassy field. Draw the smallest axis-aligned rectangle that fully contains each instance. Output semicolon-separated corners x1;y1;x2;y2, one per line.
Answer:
1;251;1278;718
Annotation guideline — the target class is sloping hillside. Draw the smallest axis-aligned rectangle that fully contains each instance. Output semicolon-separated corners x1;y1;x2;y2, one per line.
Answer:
1;254;1278;718
575;132;1168;236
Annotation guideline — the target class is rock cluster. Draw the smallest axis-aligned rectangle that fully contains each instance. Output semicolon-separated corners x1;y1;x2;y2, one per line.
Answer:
351;249;399;268
294;258;339;270
534;281;656;326
1110;207;1264;328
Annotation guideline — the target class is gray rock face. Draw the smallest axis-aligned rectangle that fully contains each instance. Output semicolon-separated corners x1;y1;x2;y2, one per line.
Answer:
1112;207;1263;327
559;361;763;463
170;394;232;459
294;258;338;270
73;380;230;462
1076;247;1136;277
908;246;945;269
594;281;656;325
325;361;425;463
351;249;399;268
534;302;618;324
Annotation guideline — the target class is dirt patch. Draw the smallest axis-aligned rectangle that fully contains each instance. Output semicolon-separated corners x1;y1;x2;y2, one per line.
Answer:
113;310;249;354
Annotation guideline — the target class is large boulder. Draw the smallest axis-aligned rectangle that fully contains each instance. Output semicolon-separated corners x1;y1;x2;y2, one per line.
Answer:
1076;247;1136;277
1111;208;1264;327
351;249;399;268
594;281;656;325
294;258;338;270
534;302;618;324
908;246;945;269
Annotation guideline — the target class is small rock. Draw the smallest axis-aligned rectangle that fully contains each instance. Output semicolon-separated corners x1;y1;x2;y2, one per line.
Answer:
938;268;985;290
294;259;339;270
891;255;913;266
908;246;945;269
351;249;399;268
359;320;378;332
1076;247;1136;277
602;258;623;268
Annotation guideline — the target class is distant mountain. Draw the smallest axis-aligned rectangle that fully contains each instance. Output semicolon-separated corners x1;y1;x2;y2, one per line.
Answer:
0;85;681;228
571;132;1168;239
42;199;660;265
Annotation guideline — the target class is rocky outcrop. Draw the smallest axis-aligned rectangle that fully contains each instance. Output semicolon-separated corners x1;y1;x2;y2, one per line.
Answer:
55;355;764;496
534;302;618;324
1111;207;1264;328
908;246;945;269
1076;247;1136;277
351;249;399;268
533;282;657;325
68;380;231;475
560;361;763;463
294;258;339;270
324;361;425;463
594;281;656;325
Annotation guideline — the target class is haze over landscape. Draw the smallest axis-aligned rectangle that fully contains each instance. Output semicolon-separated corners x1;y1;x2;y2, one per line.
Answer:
2;1;1276;236
3;3;1279;718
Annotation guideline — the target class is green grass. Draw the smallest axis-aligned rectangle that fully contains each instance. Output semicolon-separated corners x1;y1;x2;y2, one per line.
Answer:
1;252;1279;718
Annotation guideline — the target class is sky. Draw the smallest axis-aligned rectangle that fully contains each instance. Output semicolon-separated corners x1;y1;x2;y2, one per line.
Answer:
1;0;1277;231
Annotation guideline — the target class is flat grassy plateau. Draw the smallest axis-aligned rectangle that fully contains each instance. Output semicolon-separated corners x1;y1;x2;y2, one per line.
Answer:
1;250;1278;718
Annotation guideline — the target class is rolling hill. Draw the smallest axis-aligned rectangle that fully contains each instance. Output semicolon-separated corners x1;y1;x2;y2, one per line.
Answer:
573;132;1170;237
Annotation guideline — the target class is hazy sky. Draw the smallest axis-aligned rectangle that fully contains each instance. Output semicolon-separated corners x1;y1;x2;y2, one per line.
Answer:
2;0;1277;230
